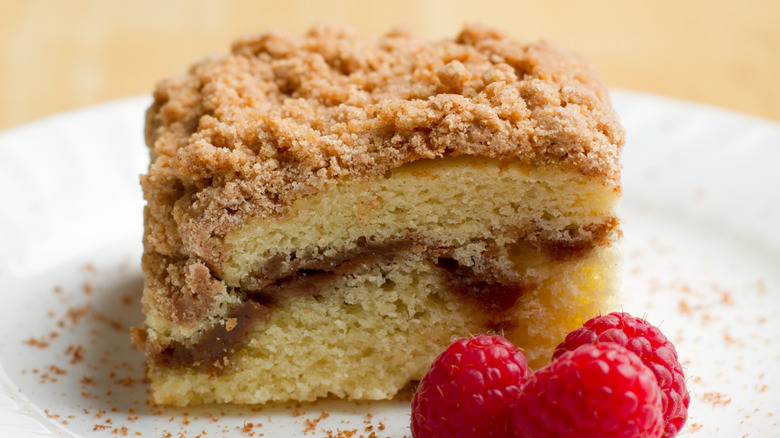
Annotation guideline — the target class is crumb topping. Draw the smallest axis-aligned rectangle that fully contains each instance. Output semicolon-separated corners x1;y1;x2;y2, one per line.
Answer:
141;252;226;326
142;24;624;266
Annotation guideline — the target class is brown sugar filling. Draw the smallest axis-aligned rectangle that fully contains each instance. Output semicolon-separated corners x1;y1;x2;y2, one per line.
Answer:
149;301;271;373
146;218;618;373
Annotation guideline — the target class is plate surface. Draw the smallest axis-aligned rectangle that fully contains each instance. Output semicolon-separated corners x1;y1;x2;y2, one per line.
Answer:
0;91;778;437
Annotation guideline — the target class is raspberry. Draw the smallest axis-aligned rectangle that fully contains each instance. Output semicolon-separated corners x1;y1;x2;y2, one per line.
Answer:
553;312;690;437
513;343;664;438
411;334;530;438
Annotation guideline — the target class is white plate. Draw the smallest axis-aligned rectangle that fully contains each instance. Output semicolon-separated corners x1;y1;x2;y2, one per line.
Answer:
0;91;778;437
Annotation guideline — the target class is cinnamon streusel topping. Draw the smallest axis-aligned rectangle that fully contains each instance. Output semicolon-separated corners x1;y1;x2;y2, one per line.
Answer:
141;23;624;274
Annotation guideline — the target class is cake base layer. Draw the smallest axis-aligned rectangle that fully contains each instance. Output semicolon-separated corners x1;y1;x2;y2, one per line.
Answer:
148;244;619;406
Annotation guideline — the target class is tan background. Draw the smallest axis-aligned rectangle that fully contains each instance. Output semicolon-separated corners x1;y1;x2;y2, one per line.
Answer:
1;0;779;131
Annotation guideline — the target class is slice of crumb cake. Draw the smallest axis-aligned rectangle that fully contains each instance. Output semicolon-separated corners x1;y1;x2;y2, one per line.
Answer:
132;24;625;406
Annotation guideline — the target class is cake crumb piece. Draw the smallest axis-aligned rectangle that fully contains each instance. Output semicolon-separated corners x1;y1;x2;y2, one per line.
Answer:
225;318;238;332
688;422;703;432
303;410;330;434
66;344;86;364
44;409;59;419
322;429;357;438
23;336;51;348
702;391;732;406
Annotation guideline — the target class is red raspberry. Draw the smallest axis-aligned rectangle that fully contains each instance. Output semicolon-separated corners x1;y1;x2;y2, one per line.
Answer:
411;334;530;438
553;312;690;437
513;343;664;438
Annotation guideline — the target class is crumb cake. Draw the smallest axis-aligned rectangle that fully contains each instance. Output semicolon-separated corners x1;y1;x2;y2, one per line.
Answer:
132;24;625;406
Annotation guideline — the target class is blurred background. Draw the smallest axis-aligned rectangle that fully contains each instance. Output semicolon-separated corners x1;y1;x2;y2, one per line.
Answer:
1;0;779;130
